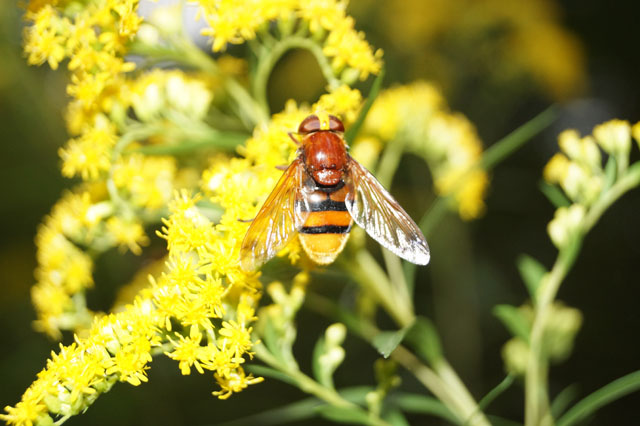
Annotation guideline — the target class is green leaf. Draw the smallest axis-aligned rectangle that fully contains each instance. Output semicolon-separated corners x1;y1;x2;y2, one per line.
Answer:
539;181;571;208
486;415;523;426
391;393;458;424
404;316;443;364
317;405;373;425
477;375;515;412
551;384;580;418
493;305;531;342
340;386;376;404
372;328;409;359
516;254;548;302
557;370;640;426
245;364;297;387
383;408;410;426
132;132;247;155
345;68;385;144
215;396;323;426
214;387;374;426
480;105;557;171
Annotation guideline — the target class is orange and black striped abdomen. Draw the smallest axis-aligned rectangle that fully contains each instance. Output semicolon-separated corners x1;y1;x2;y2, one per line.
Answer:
298;183;352;264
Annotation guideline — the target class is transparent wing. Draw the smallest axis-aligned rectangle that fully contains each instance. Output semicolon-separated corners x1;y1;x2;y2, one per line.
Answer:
345;158;430;265
240;158;309;271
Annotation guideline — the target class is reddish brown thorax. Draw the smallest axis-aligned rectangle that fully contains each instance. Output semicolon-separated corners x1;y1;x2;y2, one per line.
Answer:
299;114;348;186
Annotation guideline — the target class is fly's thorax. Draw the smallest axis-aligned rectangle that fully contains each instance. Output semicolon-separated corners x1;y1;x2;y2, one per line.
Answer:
302;131;348;186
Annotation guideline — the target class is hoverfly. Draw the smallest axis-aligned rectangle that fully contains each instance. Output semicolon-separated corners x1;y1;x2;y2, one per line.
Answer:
240;113;430;271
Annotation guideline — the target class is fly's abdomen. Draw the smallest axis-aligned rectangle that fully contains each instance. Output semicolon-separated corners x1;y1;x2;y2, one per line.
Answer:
299;185;352;264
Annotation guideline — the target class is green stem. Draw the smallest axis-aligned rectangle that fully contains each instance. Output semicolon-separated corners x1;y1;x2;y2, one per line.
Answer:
253;343;391;426
480;105;557;170
343;250;415;327
375;136;406;189
253;36;341;111
525;163;640;426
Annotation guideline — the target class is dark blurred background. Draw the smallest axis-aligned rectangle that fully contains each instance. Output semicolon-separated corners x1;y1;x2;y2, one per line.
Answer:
2;0;640;424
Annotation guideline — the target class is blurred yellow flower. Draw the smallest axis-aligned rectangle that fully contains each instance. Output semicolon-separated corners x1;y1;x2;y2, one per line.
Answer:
362;82;488;220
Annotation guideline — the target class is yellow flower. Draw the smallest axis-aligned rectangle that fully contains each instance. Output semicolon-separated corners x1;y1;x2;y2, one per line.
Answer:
105;217;150;255
593;119;631;156
167;330;207;375
213;369;264;400
59;116;117;180
362;82;488;220
315;85;363;123
113;154;176;209
543;153;570;184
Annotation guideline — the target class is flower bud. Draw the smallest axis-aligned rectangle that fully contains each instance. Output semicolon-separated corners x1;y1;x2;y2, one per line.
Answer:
545;303;583;362
593;119;631;156
136;23;160;46
502;338;529;376
325;323;347;347
548;204;585;248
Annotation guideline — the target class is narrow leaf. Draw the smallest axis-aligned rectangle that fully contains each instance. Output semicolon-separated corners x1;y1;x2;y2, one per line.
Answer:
477;375;515;412
539;181;571;208
383;408;410;426
317;405;372;425
557;370;640;426
215;396;323;426
551;384;580;418
345;68;385;144
404;316;443;364
214;387;374;426
486;416;523;426
493;305;531;342
516;254;548;302
372;328;409;359
391;393;458;424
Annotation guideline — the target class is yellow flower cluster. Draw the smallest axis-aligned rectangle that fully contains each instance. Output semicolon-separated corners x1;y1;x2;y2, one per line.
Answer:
31;184;150;339
14;0;374;421
5;77;364;423
24;0;141;178
197;0;382;80
361;82;489;220
544;119;640;248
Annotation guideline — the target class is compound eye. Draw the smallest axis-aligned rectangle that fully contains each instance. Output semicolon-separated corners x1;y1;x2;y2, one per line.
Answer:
298;115;321;134
328;115;345;132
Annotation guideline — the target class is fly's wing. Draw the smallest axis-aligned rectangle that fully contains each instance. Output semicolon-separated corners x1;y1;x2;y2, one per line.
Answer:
240;158;309;271
345;158;430;265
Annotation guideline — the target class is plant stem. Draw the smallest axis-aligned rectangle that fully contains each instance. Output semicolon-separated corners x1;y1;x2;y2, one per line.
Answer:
343;250;415;327
253;343;391;426
525;163;640;425
252;36;342;111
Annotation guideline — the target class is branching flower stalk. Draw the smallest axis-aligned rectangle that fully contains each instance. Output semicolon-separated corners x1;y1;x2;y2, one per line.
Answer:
524;121;640;426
